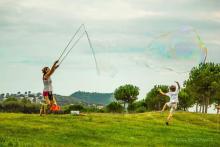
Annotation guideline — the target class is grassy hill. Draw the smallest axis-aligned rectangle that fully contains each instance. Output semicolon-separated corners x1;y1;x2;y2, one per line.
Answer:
0;112;219;146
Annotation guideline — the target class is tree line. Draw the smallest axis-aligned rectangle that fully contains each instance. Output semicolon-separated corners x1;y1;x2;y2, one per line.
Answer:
108;63;220;113
0;98;40;113
1;62;219;114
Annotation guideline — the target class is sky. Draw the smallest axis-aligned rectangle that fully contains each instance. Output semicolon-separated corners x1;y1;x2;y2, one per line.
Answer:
0;0;220;99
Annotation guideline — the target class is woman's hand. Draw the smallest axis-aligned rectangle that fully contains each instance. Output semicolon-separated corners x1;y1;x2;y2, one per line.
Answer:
53;60;59;69
54;60;59;65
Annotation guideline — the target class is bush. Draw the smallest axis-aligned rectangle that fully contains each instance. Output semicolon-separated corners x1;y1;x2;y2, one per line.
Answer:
127;100;147;113
0;98;41;113
62;104;105;114
85;106;105;113
23;103;41;114
63;104;85;114
106;102;124;113
127;103;136;112
3;97;18;102
135;106;147;113
3;101;24;112
0;102;3;112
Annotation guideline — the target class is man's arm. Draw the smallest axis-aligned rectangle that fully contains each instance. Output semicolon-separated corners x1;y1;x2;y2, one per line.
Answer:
175;81;180;91
158;89;167;96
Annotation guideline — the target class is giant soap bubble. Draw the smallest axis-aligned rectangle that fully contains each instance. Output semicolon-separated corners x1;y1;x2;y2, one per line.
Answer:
144;26;207;73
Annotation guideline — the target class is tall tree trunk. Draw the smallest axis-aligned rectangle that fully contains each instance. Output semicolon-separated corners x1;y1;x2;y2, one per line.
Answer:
205;97;210;113
196;103;198;113
199;104;202;113
202;96;205;113
202;104;205;113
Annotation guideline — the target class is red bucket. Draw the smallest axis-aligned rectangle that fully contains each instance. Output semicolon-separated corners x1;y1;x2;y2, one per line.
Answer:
50;104;61;111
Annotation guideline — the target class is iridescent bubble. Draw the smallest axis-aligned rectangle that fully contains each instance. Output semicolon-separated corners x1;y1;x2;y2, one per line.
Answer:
145;26;207;73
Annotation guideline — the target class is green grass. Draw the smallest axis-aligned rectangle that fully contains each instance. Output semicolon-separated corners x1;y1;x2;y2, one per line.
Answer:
0;112;219;147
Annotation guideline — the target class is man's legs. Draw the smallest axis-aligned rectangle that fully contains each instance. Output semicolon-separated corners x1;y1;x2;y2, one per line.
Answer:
167;112;173;121
165;103;177;125
161;102;169;112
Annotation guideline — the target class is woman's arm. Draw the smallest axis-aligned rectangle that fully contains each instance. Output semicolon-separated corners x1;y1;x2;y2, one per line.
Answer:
44;60;59;79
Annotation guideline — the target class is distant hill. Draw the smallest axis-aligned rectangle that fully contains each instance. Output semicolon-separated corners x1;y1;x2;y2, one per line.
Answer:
54;94;84;106
54;91;114;106
70;91;114;105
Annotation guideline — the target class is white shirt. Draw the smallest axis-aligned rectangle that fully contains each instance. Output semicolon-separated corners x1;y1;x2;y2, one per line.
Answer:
165;90;179;103
43;77;53;91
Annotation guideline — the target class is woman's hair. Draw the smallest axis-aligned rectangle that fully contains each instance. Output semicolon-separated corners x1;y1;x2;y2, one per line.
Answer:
42;67;49;76
169;85;176;92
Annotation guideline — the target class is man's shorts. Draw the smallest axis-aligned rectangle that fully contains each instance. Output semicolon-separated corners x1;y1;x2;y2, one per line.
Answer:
166;102;177;113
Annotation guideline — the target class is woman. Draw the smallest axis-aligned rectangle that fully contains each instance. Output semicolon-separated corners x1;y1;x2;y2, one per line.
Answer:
40;60;59;115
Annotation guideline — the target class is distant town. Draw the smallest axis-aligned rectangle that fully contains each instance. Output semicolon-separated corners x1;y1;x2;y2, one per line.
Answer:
0;91;43;104
0;91;113;108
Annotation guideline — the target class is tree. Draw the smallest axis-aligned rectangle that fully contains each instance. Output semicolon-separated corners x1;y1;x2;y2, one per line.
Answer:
0;102;3;112
21;98;31;104
145;85;169;111
3;101;24;112
106;102;124;113
3;97;18;102
23;103;41;114
114;84;139;108
28;91;31;97
178;88;195;111
6;93;10;98
184;63;220;113
127;100;147;113
0;93;5;99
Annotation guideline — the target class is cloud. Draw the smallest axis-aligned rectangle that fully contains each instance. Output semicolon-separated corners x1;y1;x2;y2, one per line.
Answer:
0;0;220;96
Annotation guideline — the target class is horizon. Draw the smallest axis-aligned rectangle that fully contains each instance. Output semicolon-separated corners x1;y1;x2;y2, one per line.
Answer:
1;89;217;114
